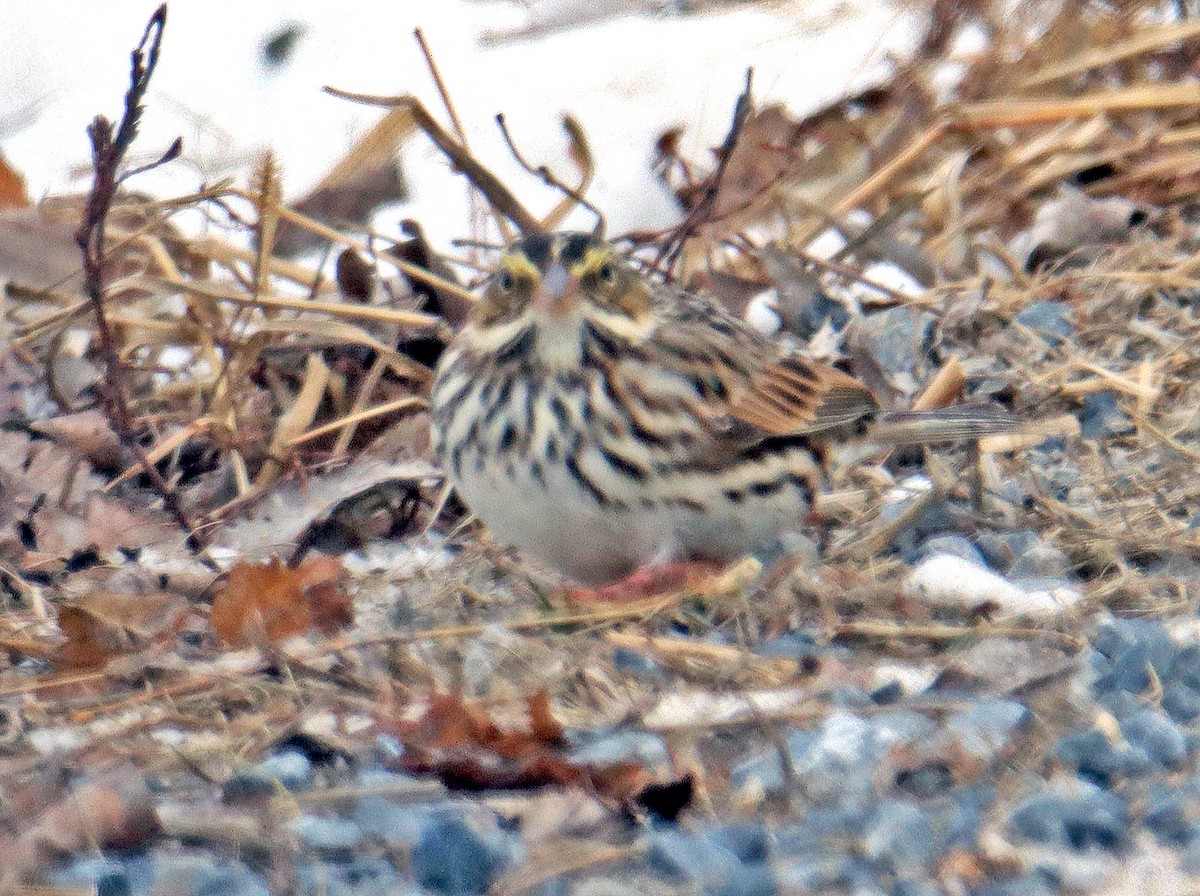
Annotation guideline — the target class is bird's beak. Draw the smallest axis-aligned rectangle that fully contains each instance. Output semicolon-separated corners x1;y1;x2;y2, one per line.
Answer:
531;263;580;316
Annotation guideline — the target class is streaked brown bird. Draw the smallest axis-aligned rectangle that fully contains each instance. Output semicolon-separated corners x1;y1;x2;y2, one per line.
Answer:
431;232;1011;588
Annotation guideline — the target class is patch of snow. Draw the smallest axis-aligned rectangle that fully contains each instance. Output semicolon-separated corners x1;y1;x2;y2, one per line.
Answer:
0;0;922;249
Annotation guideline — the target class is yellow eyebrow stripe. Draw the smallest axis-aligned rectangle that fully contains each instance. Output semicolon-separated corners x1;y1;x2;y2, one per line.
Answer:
575;246;612;276
501;253;542;281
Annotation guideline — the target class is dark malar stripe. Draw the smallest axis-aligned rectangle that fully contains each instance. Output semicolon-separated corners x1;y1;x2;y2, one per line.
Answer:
582;321;625;361
494;327;535;365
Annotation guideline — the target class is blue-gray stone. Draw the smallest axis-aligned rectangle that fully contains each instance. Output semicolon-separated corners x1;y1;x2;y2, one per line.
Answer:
290;814;363;857
1010;788;1128;851
708;863;778;896
863;801;936;871
1080;391;1134;440
1171;644;1200;689
570;730;671;768
771;823;823;858
46;859;134;896
1014;301;1074;345
854;307;935;378
941;794;985;848
354;795;433;846
976;530;1040;573
260;749;314;793
295;867;354;896
371;734;404;764
1093;620;1176;674
1055;728;1148;785
893;881;942;896
1164;682;1200;723
194;863;273;896
1008;540;1072;579
775;856;856;892
611;646;665;679
647;828;742;886
704;820;770;863
946;699;1030;763
973;873;1058;896
870;679;905;705
914;535;988;567
793;291;850;338
1145;794;1191;846
221;767;277;804
356;767;423;789
341;857;404;889
1120;708;1188;768
1166;681;1200;724
895;763;954;797
758;630;823;658
412;813;505;895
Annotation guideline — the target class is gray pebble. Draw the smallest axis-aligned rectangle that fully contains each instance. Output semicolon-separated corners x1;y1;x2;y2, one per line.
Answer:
260;749;314;793
1079;391;1134;440
914;535;988;567
853;307;935;382
289;814;363;858
1120;707;1188;768
646;828;742;885
1013;301;1074;345
570;730;671;769
354;795;433;846
1009;786;1128;851
412;812;505;895
863;801;936;872
193;862;273;896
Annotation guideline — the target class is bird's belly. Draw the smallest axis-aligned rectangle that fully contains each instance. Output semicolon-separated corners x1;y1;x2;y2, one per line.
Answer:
434;362;820;584
452;450;660;584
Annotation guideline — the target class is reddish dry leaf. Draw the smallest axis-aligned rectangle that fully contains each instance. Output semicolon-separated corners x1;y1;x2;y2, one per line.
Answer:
55;591;190;668
0;152;30;209
210;556;349;646
383;692;678;814
528;688;566;744
296;555;353;634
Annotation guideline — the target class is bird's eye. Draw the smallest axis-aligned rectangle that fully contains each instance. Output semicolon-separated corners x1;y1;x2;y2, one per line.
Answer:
498;270;514;292
597;263;616;284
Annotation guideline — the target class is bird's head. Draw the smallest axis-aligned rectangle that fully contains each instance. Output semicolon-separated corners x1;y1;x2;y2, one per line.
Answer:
466;232;654;367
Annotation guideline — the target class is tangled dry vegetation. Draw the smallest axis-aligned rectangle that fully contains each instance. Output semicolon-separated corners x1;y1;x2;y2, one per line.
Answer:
2;0;1200;883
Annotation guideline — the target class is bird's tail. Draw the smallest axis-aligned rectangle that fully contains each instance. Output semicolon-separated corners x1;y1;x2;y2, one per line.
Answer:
870;403;1019;445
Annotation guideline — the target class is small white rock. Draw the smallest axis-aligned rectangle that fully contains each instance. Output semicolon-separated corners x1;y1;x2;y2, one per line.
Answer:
743;288;782;335
805;228;849;260
905;553;1082;620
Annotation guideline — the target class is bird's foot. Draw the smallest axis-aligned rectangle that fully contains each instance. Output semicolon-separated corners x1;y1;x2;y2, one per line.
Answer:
563;558;755;603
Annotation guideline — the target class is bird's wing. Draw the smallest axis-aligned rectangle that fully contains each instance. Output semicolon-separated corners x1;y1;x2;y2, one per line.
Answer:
651;293;880;439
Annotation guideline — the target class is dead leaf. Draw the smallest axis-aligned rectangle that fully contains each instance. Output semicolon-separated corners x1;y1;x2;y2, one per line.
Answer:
382;692;670;813
210;556;349;646
56;590;190;668
0;152;30;209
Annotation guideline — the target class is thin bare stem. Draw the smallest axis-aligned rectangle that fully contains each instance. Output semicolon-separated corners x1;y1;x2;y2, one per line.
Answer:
495;113;604;235
73;4;200;546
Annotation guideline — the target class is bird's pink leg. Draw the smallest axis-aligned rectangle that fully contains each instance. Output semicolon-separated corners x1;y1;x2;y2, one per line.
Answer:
563;559;727;603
